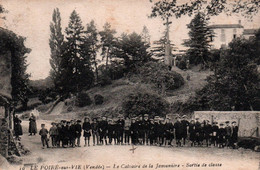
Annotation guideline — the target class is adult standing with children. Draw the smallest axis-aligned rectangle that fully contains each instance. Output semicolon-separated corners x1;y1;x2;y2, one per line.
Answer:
29;113;37;136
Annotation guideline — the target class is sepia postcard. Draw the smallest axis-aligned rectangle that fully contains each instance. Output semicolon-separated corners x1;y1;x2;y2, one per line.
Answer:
0;0;259;170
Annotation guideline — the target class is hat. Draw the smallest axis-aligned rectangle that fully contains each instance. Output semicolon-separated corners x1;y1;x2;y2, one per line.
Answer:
220;123;224;126
144;114;148;117
232;121;236;124
41;124;45;126
51;122;56;125
213;121;218;124
149;118;154;121
225;121;230;124
182;115;187;118
67;121;71;124
77;120;81;123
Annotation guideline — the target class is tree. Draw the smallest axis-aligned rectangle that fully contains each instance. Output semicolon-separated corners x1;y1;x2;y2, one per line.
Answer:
99;22;117;70
151;29;176;60
49;8;65;95
150;0;260;19
184;12;213;66
65;10;94;93
83;20;100;82
0;28;31;109
115;32;151;70
141;25;151;45
190;37;259;111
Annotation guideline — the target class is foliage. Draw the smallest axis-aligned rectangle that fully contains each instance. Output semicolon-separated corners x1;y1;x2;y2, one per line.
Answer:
98;73;112;87
151;29;176;60
98;62;126;81
184;37;260;111
136;61;184;93
75;92;92;107
122;91;169;118
83;20;100;82
150;0;260;19
64;10;94;93
115;32;151;70
141;25;151;45
99;22;117;70
94;94;104;105
49;8;65;95
184;12;213;66
0;28;31;109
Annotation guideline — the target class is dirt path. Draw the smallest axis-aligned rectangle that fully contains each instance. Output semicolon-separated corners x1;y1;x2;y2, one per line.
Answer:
6;120;260;170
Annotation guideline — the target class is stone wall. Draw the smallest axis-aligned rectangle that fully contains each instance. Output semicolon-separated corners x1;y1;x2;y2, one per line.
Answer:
194;111;260;137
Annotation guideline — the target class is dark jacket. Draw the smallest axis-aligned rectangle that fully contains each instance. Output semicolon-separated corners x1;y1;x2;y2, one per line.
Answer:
75;124;82;137
14;117;23;136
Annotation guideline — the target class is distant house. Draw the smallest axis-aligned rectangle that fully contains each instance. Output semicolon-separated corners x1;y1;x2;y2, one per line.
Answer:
209;20;258;49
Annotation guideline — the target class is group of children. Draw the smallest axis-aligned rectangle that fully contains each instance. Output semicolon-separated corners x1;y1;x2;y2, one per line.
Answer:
39;114;239;149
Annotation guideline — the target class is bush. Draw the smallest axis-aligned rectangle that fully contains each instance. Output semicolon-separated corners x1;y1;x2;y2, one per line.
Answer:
122;91;169;118
94;94;104;105
98;74;112;86
136;61;184;92
75;92;92;107
98;62;126;81
177;60;187;70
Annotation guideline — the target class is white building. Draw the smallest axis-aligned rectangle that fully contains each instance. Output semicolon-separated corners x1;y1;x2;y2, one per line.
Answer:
209;20;258;49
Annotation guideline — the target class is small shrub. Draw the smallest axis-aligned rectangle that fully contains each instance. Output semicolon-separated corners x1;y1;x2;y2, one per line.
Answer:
98;74;112;87
122;91;169;118
94;94;104;105
75;92;92;107
136;61;184;91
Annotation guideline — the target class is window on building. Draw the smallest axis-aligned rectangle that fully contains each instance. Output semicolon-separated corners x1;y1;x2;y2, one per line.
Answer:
233;34;237;39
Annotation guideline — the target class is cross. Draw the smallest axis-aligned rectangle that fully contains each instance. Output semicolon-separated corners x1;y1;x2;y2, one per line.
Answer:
129;145;137;154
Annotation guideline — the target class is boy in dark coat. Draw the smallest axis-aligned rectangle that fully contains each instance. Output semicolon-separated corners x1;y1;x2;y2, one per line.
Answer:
143;114;150;145
217;123;226;148
130;118;138;145
91;118;99;146
29;113;37;136
174;116;183;147
69;120;76;147
75;120;82;147
211;122;219;147
107;119;114;145
165;118;173;146
39;124;49;149
124;117;131;145
181;115;189;146
99;116;108;145
189;120;196;146
56;123;62;147
116;115;125;145
153;116;160;145
231;121;239;148
225;121;232;147
158;119;165;146
203;120;212;147
194;118;201;146
83;117;91;147
149;119;155;145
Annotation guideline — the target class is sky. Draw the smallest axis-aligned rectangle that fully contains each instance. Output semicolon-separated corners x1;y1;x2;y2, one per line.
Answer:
1;0;260;80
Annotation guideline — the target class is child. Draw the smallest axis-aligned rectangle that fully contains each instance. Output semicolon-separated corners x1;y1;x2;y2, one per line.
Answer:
211;122;219;147
231;121;239;149
75;120;82;147
91;118;99;146
217;123;226;148
107;119;114;145
189;120;196;146
83;117;91;147
225;121;232;148
39;124;49;149
49;122;58;148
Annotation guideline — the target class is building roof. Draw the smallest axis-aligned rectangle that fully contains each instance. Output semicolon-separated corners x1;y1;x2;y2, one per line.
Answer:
209;24;244;29
243;29;258;35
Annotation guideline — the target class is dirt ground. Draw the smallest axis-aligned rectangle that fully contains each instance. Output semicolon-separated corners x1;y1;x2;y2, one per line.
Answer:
4;120;260;170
